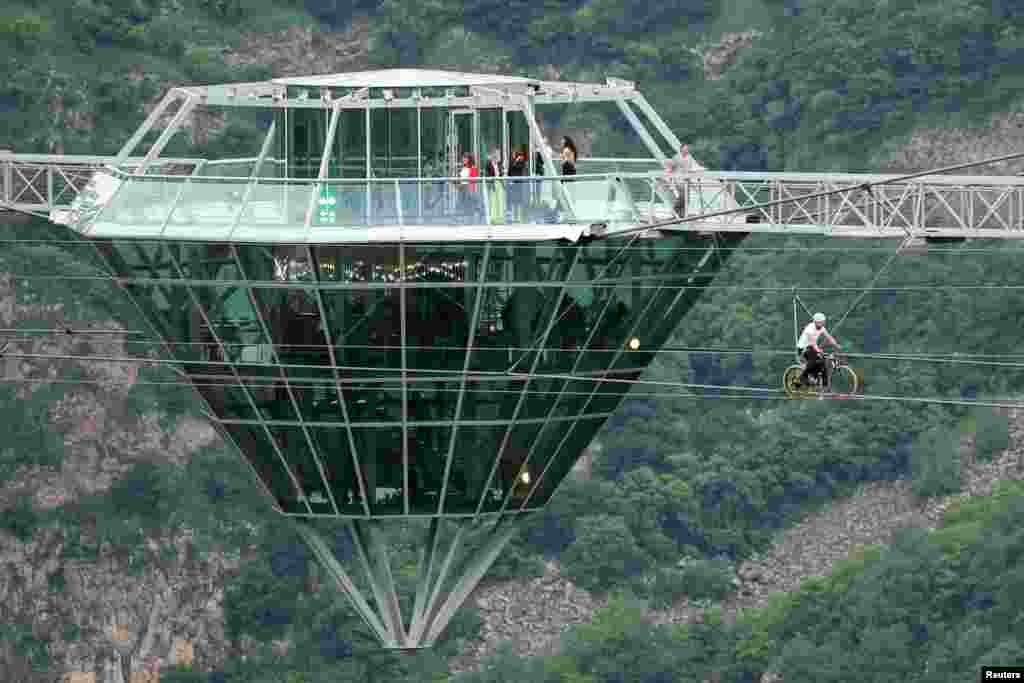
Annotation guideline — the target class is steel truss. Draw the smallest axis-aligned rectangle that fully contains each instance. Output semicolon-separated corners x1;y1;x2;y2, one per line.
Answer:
6;153;1024;240
293;515;525;648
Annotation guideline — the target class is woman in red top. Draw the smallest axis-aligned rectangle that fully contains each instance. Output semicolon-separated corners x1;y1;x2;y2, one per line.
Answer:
459;153;480;220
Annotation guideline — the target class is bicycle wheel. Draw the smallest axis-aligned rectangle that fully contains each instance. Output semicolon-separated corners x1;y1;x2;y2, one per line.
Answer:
828;365;859;395
782;366;806;397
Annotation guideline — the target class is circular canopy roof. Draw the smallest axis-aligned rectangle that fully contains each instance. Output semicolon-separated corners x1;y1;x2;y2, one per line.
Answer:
273;68;543;89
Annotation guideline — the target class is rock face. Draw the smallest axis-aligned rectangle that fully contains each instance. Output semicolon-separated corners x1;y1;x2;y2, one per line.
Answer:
874;110;1024;176
0;263;234;682
696;31;763;81
220;17;371;78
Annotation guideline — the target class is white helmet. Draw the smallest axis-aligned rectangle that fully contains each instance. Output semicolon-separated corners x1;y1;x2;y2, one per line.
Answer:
813;313;826;323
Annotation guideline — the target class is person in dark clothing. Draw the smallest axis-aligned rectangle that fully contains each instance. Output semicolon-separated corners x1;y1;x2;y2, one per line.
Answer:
507;146;528;221
560;136;577;176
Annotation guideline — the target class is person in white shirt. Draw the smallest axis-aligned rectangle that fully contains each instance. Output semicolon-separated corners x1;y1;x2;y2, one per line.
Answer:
673;143;702;173
795;312;840;388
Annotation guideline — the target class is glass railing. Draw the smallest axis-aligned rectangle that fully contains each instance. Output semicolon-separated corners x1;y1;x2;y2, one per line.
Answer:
78;167;751;237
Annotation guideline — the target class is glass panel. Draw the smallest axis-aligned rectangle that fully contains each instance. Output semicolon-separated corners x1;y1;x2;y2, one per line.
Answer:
235;244;286;282
120;283;199;361
405;286;470;373
316;244;401;283
531;377;598;421
290;378;339;422
188;284;271;366
441;425;507;514
310;427;365;514
458;378;520;422
337;109;367;179
193;377;258;421
367;180;400;225
322;288;400;371
222;423;301;513
251;288;329;365
407;425;451;514
268;426;333;514
99;177;174;229
241;374;295;422
240;180;308;227
175;243;241;281
407;378;460;422
478;421;541;513
105;240;180;280
419;108;447;179
344;382;403;424
585;375;635;416
406;244;473;282
289;108;328;179
166;178;245;232
351;427;404;515
525;417;607;509
370;109;417;179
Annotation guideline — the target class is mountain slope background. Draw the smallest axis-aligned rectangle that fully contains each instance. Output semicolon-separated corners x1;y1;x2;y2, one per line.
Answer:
3;0;1024;681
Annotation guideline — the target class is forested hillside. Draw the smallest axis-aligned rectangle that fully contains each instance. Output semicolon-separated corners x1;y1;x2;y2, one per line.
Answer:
2;0;1024;681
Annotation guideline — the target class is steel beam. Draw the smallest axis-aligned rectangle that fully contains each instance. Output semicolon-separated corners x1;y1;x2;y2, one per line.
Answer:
139;97;197;174
614;97;667;162
111;90;185;169
629;93;683;152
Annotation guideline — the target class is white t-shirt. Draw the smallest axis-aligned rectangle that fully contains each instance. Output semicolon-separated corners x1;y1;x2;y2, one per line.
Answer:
797;322;828;351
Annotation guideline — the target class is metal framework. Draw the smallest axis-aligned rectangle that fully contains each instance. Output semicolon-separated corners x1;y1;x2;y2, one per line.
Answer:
7;155;1024;240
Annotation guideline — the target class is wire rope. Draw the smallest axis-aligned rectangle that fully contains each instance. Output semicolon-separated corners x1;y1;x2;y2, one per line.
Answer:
1;371;1022;411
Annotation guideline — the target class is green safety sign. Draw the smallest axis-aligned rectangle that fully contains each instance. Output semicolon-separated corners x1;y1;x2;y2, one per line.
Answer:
316;186;338;224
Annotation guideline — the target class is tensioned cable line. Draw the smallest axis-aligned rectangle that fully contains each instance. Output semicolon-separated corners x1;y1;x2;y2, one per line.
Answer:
3;349;1023;391
9;275;1024;292
9;339;1024;369
1;372;1022;411
1;238;1023;255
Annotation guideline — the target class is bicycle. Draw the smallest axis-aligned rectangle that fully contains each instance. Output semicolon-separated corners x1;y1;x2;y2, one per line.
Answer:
783;351;859;398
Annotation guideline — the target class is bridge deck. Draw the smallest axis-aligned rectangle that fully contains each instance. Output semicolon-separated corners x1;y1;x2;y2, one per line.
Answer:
4;152;1024;240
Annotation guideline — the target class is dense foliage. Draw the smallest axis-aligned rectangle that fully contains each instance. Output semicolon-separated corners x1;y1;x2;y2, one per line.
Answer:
456;481;1024;682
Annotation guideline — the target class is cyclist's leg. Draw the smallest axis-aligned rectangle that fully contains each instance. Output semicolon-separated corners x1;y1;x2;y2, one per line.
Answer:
797;348;813;385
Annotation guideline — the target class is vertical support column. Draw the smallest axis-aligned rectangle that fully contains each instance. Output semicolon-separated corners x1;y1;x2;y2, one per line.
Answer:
46;165;54;213
366;106;372;223
400;243;409;515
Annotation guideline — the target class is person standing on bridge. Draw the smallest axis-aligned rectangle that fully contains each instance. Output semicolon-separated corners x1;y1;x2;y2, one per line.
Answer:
795;312;840;389
674;143;702;173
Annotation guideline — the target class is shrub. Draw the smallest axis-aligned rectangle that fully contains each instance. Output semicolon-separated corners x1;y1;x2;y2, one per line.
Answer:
973;408;1010;461
561;515;651;592
677;556;735;601
910;427;961;498
1;497;41;542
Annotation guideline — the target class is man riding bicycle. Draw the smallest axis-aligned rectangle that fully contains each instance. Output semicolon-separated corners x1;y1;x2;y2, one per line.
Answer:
795;312;840;389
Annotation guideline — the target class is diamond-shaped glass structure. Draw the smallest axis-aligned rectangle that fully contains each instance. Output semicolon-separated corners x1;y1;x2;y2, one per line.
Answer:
55;69;749;648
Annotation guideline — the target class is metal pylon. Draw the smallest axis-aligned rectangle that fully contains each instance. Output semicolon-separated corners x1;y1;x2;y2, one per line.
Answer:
293;515;525;649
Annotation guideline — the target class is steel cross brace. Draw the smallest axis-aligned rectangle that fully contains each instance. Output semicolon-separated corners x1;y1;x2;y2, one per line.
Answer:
292;515;525;649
